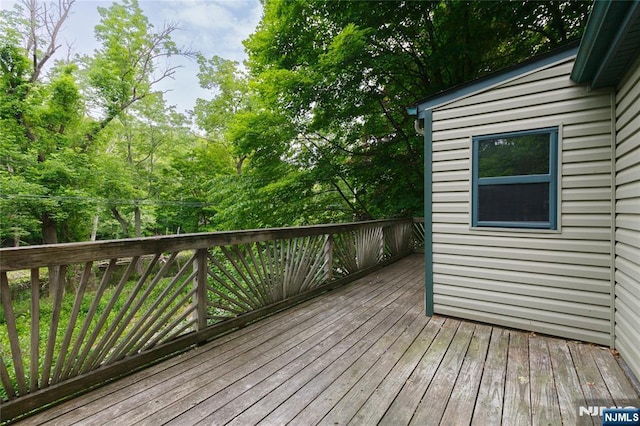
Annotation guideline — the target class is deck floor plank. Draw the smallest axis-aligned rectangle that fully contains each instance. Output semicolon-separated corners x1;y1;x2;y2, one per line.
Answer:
377;317;459;426
591;345;640;406
314;303;430;425
546;338;596;426
529;334;562;426
346;315;446;426
257;297;435;425
182;286;423;426
11;254;639;426
219;287;424;426
439;323;492;426
502;330;532;425
408;320;476;426
470;327;508;425
569;340;615;425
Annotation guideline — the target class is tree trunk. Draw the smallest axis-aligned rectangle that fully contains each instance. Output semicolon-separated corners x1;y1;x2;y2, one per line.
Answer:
134;205;142;238
236;155;247;175
90;214;99;241
110;207;130;236
134;204;143;274
42;213;61;298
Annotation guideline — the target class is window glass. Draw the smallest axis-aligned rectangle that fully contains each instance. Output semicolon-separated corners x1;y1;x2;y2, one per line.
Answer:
478;183;550;222
478;133;550;178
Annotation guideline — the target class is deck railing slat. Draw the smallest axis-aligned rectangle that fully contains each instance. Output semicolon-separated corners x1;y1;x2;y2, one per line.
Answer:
1;272;27;395
109;265;196;362
98;253;179;366
53;262;93;383
41;265;66;388
29;269;40;391
134;282;194;352
222;246;265;307
80;258;141;373
65;258;116;378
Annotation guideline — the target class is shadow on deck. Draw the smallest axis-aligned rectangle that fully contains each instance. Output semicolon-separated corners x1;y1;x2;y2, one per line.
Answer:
15;254;640;425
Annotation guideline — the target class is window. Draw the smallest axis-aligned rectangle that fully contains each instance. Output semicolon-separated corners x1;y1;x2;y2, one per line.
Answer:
472;127;558;229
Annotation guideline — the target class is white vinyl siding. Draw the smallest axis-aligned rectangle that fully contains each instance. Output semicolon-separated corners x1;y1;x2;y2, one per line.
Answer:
614;59;640;380
430;57;614;345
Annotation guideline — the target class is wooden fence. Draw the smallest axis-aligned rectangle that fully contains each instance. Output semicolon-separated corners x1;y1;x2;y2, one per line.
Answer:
0;218;423;422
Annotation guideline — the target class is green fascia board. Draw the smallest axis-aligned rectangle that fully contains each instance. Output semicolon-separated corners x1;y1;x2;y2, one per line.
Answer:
571;0;638;86
413;43;579;119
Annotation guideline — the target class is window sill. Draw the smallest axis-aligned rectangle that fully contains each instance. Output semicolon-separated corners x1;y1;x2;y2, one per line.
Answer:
468;225;562;236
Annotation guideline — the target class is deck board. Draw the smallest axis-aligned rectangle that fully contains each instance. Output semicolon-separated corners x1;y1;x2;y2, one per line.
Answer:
502;331;532;425
546;337;595;426
378;318;459;425
470;327;508;425
409;320;475;426
439;324;492;426
529;335;562;425
14;254;640;426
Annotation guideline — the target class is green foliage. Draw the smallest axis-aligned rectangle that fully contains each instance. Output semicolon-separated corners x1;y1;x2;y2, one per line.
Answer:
87;0;178;123
239;0;589;220
0;38;94;243
0;0;193;245
0;0;592;244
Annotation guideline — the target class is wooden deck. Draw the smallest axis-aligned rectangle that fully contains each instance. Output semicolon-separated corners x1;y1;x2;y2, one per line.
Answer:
15;254;640;425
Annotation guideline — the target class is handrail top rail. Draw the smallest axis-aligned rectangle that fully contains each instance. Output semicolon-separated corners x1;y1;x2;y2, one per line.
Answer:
0;218;415;271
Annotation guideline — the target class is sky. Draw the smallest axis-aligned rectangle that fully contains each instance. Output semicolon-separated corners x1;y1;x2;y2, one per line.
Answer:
1;0;264;114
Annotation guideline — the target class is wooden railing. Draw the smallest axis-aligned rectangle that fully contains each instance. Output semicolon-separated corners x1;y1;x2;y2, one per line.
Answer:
0;218;423;422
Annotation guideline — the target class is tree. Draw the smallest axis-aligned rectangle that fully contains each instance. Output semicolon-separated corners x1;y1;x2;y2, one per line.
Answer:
242;0;591;220
84;0;186;132
193;52;350;230
0;1;92;246
0;0;192;245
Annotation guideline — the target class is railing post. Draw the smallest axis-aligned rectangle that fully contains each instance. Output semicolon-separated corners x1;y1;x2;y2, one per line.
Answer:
324;234;334;283
193;249;208;331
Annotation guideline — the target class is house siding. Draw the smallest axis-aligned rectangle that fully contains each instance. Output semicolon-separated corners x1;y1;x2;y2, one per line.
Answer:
614;59;640;379
430;57;614;345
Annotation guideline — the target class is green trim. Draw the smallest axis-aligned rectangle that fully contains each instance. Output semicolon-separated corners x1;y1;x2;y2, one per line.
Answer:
571;0;639;87
423;111;434;317
571;1;618;83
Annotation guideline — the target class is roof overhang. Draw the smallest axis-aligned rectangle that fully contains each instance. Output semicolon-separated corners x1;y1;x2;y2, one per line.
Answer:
570;0;640;89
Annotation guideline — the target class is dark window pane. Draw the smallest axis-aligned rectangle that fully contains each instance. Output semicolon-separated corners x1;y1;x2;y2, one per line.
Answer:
478;133;550;177
478;183;550;223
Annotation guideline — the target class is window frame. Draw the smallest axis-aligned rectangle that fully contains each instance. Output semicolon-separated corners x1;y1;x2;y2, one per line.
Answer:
471;127;559;230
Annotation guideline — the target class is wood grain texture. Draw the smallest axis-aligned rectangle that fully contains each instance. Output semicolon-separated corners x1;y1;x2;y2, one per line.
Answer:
502;331;532;425
529;334;562;425
471;327;508;425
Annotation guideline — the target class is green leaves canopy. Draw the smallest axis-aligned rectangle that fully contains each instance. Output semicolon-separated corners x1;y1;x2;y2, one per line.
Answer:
240;0;590;219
